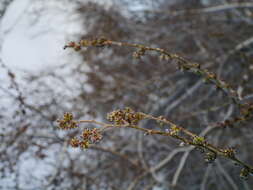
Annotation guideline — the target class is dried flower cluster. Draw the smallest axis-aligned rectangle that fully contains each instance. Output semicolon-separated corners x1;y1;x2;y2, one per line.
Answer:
57;113;102;149
169;124;181;136
240;167;251;180
70;128;102;149
192;135;206;145
57;113;78;130
63;38;108;51
106;107;145;125
223;148;236;158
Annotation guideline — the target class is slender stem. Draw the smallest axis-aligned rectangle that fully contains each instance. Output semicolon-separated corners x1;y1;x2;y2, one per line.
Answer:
76;115;253;173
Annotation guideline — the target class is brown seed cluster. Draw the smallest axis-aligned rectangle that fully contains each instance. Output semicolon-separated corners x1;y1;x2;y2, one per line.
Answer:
240;167;251;180
70;128;102;149
63;38;109;51
63;41;81;51
57;113;102;149
107;107;145;125
169;124;181;136
80;38;108;47
223;148;236;158
192;136;206;145
57;113;78;130
133;48;146;59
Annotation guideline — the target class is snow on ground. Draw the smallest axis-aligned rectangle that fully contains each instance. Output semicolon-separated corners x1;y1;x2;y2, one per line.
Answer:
0;0;168;188
0;0;165;72
1;0;83;72
0;0;86;188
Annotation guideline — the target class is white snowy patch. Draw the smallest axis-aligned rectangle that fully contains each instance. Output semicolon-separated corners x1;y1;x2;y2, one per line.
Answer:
1;0;83;72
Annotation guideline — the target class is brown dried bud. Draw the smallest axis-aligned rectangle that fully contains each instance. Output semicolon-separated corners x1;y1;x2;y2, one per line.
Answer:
107;108;145;125
57;113;78;130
